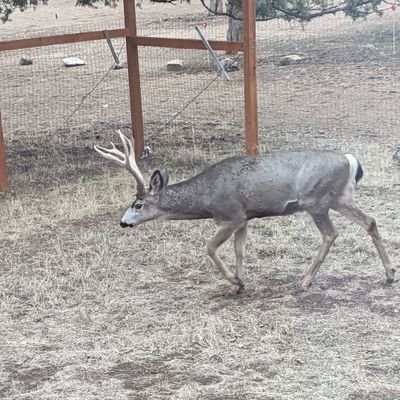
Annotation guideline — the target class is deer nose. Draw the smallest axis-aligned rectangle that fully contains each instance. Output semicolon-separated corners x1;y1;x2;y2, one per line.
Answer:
120;221;129;228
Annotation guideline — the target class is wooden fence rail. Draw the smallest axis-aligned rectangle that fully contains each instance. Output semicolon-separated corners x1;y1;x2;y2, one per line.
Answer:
0;28;129;51
0;33;244;53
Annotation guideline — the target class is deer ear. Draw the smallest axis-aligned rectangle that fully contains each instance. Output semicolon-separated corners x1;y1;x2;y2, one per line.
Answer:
149;169;169;194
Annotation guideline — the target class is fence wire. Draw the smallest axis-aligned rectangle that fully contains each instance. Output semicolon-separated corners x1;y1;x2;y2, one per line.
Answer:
0;13;245;158
257;13;400;154
0;3;399;181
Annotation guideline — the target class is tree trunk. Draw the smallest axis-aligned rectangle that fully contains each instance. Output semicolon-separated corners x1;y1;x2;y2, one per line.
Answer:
209;0;223;14
226;3;243;42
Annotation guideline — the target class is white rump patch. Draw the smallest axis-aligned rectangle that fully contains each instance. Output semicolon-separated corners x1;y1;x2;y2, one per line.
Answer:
345;154;359;183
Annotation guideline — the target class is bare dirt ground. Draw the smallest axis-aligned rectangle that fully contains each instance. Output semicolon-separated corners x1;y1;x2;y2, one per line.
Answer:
1;1;400;400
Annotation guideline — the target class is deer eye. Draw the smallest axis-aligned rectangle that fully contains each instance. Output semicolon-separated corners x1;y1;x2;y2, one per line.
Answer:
134;203;143;210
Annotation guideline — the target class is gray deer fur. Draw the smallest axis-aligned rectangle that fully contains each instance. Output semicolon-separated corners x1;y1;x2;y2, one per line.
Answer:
94;130;395;292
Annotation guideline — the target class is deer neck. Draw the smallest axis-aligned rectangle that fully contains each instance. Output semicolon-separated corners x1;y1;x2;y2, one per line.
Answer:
158;181;211;220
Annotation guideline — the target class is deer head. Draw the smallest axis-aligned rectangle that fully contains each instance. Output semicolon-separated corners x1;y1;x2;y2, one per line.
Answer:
94;130;169;228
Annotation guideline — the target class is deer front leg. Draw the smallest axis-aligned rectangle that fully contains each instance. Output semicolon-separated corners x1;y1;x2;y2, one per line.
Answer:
301;213;338;288
234;222;248;293
207;223;243;292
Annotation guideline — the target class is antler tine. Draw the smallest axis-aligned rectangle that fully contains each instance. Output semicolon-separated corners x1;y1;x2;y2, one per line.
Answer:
94;130;146;198
93;142;125;167
116;130;146;198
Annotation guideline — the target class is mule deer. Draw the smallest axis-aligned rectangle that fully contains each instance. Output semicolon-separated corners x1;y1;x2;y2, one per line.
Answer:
94;130;395;292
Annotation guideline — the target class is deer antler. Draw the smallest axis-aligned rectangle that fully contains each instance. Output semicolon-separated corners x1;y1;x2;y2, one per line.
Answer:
94;130;146;199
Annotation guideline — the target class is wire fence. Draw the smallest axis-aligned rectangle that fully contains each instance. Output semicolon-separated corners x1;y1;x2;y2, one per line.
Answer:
0;11;245;157
1;37;127;132
257;12;400;154
0;3;399;180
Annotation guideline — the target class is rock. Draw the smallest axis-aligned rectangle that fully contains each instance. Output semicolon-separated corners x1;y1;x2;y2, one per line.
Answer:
279;54;303;66
167;59;184;71
19;57;33;66
361;44;377;52
112;62;128;70
220;58;239;72
62;57;85;67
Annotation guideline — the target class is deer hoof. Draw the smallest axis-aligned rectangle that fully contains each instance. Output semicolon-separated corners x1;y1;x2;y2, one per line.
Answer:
300;276;313;289
230;277;244;294
234;282;245;294
386;268;396;284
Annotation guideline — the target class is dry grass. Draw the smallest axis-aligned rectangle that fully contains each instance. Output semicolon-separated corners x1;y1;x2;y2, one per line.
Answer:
1;128;399;399
1;4;400;400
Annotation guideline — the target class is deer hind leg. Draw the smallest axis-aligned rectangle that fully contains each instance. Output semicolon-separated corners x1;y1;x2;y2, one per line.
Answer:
333;203;395;283
301;213;338;289
234;222;248;292
207;222;244;291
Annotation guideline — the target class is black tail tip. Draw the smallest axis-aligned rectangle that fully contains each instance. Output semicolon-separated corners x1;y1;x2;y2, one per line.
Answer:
355;161;364;184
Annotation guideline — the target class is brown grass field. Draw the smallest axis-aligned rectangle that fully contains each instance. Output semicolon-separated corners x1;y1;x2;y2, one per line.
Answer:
1;1;400;399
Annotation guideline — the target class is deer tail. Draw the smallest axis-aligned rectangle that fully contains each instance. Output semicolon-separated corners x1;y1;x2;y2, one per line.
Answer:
345;154;364;185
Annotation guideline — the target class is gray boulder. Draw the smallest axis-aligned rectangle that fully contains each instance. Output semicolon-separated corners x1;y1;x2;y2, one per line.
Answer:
279;54;303;66
220;58;239;72
19;57;33;66
63;57;86;67
167;59;184;71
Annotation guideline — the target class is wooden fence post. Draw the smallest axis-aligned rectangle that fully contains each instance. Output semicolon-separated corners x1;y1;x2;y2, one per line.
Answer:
123;0;145;157
0;112;9;192
243;0;259;155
